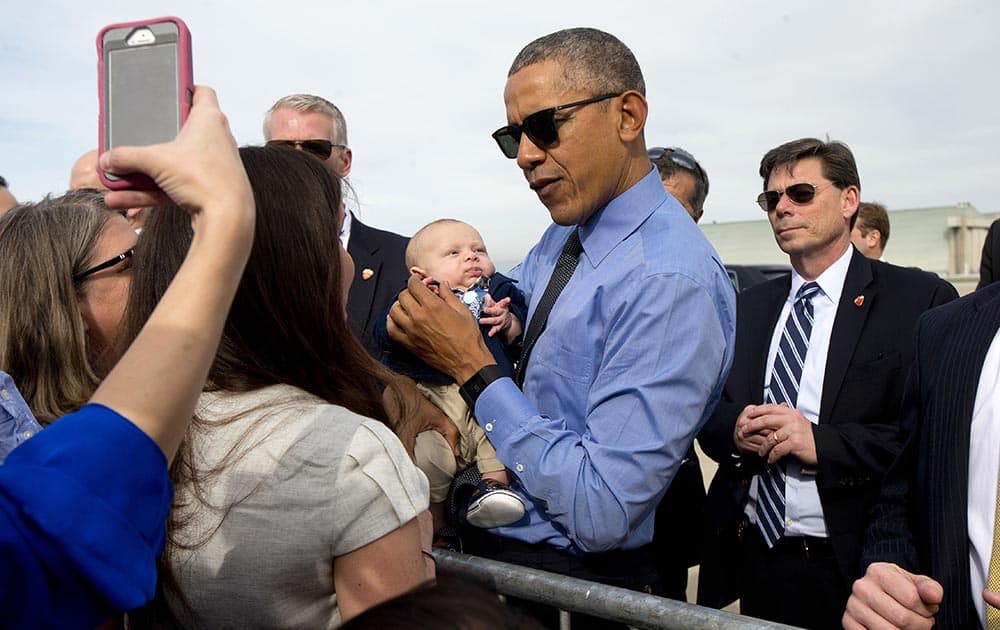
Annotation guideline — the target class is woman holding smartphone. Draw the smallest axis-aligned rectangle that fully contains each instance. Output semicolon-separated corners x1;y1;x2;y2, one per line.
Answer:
0;87;255;628
126;145;433;628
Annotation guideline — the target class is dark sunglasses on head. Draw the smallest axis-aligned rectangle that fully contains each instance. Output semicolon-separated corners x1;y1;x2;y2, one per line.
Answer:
756;182;833;212
491;93;620;159
74;248;134;284
265;139;346;161
648;146;708;185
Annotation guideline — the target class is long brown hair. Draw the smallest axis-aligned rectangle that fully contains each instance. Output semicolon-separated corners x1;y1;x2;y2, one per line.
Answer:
125;145;392;418
0;190;112;422
125;146;409;619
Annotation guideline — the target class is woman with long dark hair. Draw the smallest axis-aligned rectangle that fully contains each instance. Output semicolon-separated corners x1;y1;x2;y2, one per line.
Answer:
127;145;432;627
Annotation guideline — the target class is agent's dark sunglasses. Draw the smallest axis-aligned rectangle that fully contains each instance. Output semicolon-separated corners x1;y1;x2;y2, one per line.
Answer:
73;248;134;284
757;183;831;212
265;139;346;161
491;93;620;159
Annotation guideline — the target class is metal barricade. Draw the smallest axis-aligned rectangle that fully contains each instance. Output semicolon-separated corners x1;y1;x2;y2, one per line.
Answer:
431;549;800;630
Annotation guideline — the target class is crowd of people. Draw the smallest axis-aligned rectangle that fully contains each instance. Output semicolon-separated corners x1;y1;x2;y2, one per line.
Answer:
1;25;999;630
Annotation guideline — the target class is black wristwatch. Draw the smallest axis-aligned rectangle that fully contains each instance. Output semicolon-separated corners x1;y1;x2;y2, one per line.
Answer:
459;364;506;408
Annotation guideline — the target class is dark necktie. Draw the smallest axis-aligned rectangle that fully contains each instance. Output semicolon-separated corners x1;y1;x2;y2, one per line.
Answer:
755;281;821;547
514;230;583;387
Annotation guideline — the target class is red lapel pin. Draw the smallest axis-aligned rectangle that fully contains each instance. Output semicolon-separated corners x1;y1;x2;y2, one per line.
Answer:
854;295;864;307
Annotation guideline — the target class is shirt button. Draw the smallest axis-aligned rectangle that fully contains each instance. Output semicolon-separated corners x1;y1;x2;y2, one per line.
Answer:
0;389;9;400
22;431;33;439
515;464;524;473
484;422;494;432
785;518;793;526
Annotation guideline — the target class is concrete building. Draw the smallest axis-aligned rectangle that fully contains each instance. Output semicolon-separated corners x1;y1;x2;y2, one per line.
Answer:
700;203;999;295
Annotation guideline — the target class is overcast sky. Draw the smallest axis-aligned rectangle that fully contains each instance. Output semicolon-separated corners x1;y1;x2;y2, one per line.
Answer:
2;0;998;266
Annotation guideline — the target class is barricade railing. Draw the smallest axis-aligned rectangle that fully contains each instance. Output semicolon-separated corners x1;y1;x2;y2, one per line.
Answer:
431;549;800;630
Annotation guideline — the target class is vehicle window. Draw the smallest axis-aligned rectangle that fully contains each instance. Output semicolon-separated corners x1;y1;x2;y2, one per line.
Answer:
760;268;791;281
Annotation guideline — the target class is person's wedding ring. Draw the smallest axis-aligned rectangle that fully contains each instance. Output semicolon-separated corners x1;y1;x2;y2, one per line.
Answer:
772;432;781;443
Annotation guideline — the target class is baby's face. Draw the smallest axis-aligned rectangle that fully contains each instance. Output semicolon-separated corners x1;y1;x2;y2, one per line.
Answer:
416;222;496;290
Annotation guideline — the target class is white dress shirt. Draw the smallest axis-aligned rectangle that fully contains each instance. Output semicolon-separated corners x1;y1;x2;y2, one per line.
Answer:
968;327;1000;628
340;206;353;251
747;244;854;538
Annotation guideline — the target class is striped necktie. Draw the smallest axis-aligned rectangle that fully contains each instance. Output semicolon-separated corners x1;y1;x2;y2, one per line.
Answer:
755;281;821;547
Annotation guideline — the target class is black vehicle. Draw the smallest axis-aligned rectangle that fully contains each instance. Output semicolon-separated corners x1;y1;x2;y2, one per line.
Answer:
725;264;791;292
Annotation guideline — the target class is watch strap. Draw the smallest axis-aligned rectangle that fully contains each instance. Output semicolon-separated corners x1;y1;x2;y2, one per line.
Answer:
459;364;506;409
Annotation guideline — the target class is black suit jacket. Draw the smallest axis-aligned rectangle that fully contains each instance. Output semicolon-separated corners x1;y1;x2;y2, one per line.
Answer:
346;214;410;357
861;282;1000;629
979;218;1000;290
697;249;957;608
653;446;706;584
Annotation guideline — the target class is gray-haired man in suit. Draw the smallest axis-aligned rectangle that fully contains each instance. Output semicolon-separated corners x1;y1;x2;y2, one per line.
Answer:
263;94;409;355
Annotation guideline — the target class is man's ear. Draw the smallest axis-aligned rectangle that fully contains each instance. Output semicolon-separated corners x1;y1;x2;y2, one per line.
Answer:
841;185;860;222
617;91;647;143
336;147;353;179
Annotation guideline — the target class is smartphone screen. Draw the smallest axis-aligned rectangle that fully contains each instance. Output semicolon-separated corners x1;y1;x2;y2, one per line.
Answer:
107;42;179;147
97;18;192;189
102;21;183;152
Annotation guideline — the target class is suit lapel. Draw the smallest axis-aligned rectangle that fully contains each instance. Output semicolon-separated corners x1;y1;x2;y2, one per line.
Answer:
346;217;382;327
937;286;1000;620
819;250;875;423
747;276;790;400
949;288;1000;537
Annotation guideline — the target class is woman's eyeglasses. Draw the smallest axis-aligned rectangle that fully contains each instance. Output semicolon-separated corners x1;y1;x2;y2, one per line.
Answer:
73;248;134;284
265;139;346;161
491;93;620;159
756;183;833;212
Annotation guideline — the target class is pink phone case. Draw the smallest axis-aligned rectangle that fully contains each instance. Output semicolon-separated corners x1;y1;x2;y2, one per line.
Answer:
97;16;193;190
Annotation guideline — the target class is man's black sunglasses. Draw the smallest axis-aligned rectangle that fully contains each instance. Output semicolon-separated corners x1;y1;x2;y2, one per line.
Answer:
73;248;134;284
265;139;346;161
491;93;620;159
756;182;832;212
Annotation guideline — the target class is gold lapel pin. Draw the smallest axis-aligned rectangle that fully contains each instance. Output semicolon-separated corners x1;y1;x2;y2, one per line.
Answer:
854;295;864;307
362;268;374;281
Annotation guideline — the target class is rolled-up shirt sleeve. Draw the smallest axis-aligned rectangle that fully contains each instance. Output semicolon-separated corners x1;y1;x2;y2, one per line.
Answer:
331;420;430;556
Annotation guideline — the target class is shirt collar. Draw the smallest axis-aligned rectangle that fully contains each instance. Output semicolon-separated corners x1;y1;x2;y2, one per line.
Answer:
0;370;42;440
578;167;669;266
788;243;853;306
340;208;353;250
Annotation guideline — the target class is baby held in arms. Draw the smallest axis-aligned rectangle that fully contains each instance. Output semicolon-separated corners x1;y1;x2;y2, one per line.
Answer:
377;219;527;533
